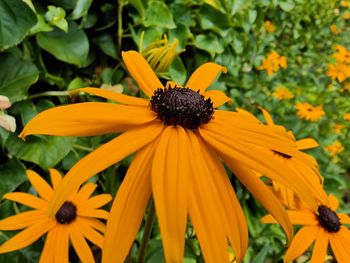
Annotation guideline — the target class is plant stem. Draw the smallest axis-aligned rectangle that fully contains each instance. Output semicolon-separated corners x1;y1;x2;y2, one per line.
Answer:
117;0;124;52
73;144;93;152
138;200;156;263
28;91;69;100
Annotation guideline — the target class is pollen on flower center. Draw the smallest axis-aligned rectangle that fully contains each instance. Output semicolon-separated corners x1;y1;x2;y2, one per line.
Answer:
150;87;214;130
55;201;77;224
317;205;341;232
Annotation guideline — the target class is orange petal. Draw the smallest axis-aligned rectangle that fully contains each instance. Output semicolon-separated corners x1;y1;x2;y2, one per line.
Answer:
295;138;319;150
72;87;149;106
0;210;48;230
284;226;319;262
53;225;69;263
122;51;164;96
49;168;63;190
262;211;316;226
4;192;47;210
0;219;56;254
151;126;189;262
329;230;350;263
328;194;339;210
39;227;58;263
47;122;163;217
26;170;53;201
81;217;106;233
310;229;329;263
103;142;156;263
74;183;98;202
259;107;275;125
82;194;112;209
77;208;109;220
339;213;350;225
203;90;232;108
20;102;157;138
76;217;104;248
186;62;227;93
68;222;95;263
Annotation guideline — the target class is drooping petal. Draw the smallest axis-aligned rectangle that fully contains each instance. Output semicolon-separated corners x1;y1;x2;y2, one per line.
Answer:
310;229;329;263
122;51;164;96
20;103;157;138
49;168;63;189
203;90;232;108
329;230;350;262
151;126;189;263
186;62;227;93
48;122;163;217
261;211;317;226
68;222;95;263
198;138;247;260
0;210;48;230
295;138;319;150
284;226;319;263
76;217;104;248
26;170;53;201
187;131;229;263
223;159;293;245
53;225;69;263
0;219;56;254
103;141;156;263
72;87;149;106
3;192;47;210
39;226;58;263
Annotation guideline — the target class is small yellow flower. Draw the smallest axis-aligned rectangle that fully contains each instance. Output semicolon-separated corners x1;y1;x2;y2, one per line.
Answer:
327;63;350;82
257;51;287;76
344;112;350;121
332;45;350;63
264;20;276;33
341;0;349;7
273;86;294;100
325;141;344;157
330;24;341;34
295;102;325;122
333;123;345;134
343;12;350;19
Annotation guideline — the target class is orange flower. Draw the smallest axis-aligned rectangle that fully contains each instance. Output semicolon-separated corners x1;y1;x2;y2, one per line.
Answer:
343;12;350;19
257;51;287;76
325;141;344;157
273;86;294;100
330;24;341;34
327;63;350;83
332;45;350;64
341;0;349;7
295;102;325;122
344;112;350;121
333;123;345;134
264;20;276;33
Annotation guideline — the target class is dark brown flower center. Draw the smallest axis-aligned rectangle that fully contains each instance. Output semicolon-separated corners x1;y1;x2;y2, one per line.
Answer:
55;201;77;224
317;205;341;232
150;87;214;130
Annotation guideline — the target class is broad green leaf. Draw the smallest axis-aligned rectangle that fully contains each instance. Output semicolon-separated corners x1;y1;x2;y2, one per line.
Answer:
0;127;9;148
144;1;176;29
0;158;27;199
194;34;224;56
68;77;85;90
92;34;118;59
6;134;76;170
72;0;93;20
0;52;39;103
168;57;187;86
128;0;145;18
0;0;37;51
36;22;89;67
199;4;230;31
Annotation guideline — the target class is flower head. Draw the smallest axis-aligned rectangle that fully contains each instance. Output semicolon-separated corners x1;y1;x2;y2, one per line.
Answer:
330;24;341;34
325;141;344;157
257;51;287;76
332;45;350;64
20;51;320;262
333;123;345;134
273;86;294;100
264;20;276;33
344;112;350;121
262;194;350;263
295;102;325;122
0;169;112;262
327;63;350;83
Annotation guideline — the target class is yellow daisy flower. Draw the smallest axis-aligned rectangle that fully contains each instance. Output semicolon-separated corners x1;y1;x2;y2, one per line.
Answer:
273;86;294;100
264;20;276;33
332;45;350;64
344;112;350;121
20;51;319;262
262;194;350;263
343;12;350;19
325;141;344;157
327;63;350;83
333;123;345;134
257;51;287;76
330;24;341;34
0;169;112;262
295;102;325;122
341;0;349;7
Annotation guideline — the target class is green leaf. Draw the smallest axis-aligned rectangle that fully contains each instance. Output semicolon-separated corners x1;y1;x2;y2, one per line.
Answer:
36;22;89;67
168;57;187;86
6;134;75;170
0;158;27;199
199;4;230;31
0;52;39;103
92;34;118;59
144;1;176;29
45;5;68;32
128;0;145;18
194;34;224;56
71;0;93;20
0;0;37;51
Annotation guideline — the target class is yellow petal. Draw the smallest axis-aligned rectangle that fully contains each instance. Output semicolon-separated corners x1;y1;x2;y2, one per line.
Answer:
74;183;98;202
77;208;109;220
295;138;319;150
4;192;47;210
0;219;56;254
187;131;229;263
82;217;106;233
103;141;156;263
224;160;293;245
122;51;164;96
76;217;104;248
329;194;339;210
186;62;227;93
54;225;69;263
48;122;163;217
49;168;63;189
310;229;329;263
339;213;350;224
203;90;232;108
0;210;47;230
338;227;350;249
68;222;95;263
80;194;112;209
72;87;149;106
151;126;189;263
260;107;275;125
284;226;319;263
39;227;58;263
329;230;350;263
26;170;53;201
20;102;157;139
198;137;247;260
262;211;316;226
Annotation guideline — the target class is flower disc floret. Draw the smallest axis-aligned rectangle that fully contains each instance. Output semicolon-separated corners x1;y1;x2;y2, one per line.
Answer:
55;201;77;224
150;87;214;130
317;205;341;233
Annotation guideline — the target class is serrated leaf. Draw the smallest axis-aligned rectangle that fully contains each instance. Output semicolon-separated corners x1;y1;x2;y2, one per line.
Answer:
6;134;75;170
0;0;37;51
0;158;27;199
0;52;39;103
72;0;93;20
144;1;176;29
36;22;89;67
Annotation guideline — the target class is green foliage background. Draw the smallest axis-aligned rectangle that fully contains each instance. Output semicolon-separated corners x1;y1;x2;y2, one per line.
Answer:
0;0;350;262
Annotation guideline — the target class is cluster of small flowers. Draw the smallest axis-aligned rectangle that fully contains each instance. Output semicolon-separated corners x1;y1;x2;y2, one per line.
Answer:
327;45;350;83
257;51;287;76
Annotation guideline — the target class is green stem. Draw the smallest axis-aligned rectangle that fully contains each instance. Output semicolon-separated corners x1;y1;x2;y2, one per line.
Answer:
117;0;124;52
28;91;69;100
138;200;156;263
73;144;93;152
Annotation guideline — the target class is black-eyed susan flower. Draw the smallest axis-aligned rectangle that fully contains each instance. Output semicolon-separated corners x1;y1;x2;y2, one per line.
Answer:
273;86;294;100
20;51;320;262
262;194;350;263
257;51;287;76
295;102;325;122
0;169;111;262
